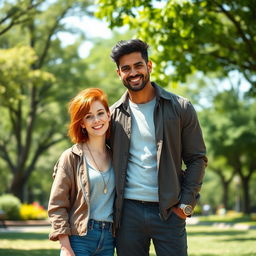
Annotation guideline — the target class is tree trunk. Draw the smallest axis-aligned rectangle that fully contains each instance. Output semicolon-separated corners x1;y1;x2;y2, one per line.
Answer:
222;181;229;210
241;177;250;214
9;174;26;202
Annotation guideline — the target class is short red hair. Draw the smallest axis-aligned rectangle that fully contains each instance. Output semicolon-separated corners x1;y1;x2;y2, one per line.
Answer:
68;88;110;143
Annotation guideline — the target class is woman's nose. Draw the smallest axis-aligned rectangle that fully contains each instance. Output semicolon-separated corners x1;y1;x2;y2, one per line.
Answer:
93;115;100;123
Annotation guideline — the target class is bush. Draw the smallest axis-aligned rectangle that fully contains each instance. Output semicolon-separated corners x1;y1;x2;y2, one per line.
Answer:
20;202;48;220
0;194;21;220
193;204;202;215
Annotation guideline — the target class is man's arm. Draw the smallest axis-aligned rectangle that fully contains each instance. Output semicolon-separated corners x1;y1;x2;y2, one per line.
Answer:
180;101;207;209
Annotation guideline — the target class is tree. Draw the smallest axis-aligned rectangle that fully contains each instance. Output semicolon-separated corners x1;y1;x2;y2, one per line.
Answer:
0;0;45;36
0;0;91;201
0;46;60;200
201;87;256;213
96;0;256;93
208;156;235;210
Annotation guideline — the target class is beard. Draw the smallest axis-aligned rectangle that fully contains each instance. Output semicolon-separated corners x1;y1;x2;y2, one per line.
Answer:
122;72;150;92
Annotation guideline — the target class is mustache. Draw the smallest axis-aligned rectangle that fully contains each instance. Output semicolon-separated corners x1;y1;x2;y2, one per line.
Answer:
127;74;143;80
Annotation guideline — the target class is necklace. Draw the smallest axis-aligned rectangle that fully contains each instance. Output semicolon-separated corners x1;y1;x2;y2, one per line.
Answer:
85;143;110;194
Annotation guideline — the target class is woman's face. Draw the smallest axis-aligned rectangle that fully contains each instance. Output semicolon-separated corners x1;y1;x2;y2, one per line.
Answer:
81;100;110;139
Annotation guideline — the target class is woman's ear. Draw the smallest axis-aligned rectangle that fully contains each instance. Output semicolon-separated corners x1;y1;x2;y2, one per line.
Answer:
80;122;85;129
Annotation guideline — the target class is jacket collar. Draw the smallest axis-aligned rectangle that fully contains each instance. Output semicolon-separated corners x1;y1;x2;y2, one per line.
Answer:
114;82;173;110
71;143;84;157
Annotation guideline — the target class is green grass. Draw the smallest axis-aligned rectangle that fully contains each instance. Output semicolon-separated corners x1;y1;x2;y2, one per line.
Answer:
198;214;256;226
0;226;256;256
186;225;256;256
0;231;59;256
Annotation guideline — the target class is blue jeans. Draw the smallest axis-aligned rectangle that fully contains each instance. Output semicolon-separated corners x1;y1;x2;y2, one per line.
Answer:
69;219;114;256
116;199;187;256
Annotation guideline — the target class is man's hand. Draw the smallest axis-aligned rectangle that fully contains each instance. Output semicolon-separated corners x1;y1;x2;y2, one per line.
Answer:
172;206;187;220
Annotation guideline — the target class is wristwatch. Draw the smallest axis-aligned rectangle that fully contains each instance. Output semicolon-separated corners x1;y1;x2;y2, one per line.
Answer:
179;204;193;216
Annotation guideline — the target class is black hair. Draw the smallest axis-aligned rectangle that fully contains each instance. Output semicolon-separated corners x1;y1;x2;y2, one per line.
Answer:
111;39;149;67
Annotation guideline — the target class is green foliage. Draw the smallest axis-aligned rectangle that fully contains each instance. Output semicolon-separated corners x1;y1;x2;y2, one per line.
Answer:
0;0;92;201
0;194;21;220
199;170;222;210
0;0;45;36
96;0;256;92
202;88;256;164
200;86;256;213
0;46;55;107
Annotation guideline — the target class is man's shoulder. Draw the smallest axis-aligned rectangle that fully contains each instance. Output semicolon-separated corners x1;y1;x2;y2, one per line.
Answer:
110;100;121;113
155;83;190;108
110;91;128;114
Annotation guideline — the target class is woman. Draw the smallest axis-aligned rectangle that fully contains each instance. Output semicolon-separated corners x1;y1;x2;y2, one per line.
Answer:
48;88;115;256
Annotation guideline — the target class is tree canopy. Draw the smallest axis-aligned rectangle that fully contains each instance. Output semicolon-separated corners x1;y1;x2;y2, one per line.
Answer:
0;0;44;36
96;0;256;92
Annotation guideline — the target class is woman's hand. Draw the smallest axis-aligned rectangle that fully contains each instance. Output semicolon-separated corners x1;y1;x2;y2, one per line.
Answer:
59;234;75;256
60;247;75;256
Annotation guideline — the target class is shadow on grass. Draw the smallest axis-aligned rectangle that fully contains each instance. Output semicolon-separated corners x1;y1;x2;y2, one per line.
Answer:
189;254;256;256
198;215;254;224
222;237;256;242
0;249;59;256
0;232;48;240
187;230;247;236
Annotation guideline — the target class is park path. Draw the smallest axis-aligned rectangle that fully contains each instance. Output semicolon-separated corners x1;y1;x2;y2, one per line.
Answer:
0;217;255;233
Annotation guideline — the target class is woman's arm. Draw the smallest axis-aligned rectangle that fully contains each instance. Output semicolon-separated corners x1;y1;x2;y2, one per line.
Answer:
59;234;75;256
48;158;73;241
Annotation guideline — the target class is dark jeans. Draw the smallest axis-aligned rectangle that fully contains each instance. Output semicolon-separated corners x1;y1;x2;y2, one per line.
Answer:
68;219;115;256
116;199;187;256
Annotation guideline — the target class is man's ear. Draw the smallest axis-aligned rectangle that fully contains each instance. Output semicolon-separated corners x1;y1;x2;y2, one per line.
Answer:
147;60;152;73
116;68;121;77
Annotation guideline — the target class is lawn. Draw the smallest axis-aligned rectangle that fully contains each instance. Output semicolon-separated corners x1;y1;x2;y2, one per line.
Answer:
0;225;256;256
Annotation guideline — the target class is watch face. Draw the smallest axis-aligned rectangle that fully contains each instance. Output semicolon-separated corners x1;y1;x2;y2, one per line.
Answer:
184;205;193;215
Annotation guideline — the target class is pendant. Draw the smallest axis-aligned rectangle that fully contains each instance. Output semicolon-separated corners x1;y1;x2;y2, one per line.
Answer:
103;187;108;194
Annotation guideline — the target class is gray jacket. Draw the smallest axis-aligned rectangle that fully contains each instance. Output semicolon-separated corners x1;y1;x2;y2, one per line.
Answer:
109;82;207;228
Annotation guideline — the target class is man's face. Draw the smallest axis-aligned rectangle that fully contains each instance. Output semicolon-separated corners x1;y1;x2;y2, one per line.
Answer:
117;52;152;92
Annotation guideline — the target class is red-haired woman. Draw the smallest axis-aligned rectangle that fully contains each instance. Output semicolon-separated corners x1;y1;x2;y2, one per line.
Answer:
48;88;115;256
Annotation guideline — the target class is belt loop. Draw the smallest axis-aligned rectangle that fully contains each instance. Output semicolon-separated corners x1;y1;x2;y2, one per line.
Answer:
109;222;112;232
90;219;94;230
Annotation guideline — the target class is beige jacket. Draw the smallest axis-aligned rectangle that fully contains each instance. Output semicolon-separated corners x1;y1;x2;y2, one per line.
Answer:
48;143;90;241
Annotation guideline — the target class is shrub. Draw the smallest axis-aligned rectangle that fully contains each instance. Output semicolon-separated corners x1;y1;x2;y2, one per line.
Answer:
20;202;48;220
0;194;21;220
193;204;202;215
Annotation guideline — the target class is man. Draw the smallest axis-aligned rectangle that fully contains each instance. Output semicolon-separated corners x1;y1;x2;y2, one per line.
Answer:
109;39;207;256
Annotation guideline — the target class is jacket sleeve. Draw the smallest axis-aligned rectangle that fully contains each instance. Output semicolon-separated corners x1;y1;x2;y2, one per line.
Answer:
180;101;207;208
48;156;73;241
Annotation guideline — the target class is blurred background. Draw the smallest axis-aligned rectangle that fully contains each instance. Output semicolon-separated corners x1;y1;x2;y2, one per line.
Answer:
0;0;256;222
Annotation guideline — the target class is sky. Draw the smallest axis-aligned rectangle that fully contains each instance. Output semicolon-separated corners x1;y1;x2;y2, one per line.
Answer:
57;16;113;58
